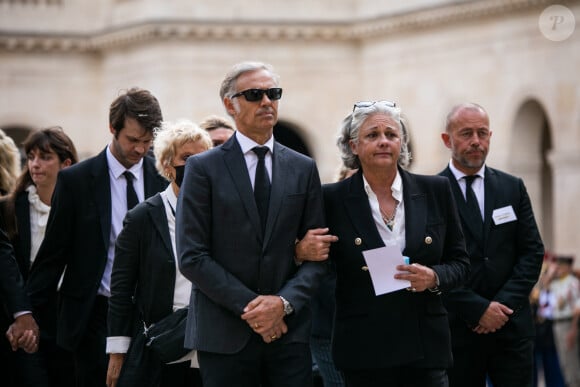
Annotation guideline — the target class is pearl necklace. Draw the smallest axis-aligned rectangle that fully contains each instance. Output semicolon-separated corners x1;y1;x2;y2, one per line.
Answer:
379;200;399;231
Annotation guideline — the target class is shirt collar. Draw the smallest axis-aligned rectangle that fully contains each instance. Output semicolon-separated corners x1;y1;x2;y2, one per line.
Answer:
235;131;274;155
448;160;485;182
106;145;144;180
363;169;403;203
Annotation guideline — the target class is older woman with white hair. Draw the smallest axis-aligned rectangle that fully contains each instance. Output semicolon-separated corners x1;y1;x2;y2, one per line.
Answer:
106;119;212;387
298;100;470;387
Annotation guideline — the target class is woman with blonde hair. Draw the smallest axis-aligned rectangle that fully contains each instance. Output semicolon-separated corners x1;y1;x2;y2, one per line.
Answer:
0;128;21;196
107;119;212;387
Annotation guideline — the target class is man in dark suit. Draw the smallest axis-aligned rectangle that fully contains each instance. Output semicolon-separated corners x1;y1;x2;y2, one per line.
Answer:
1;227;39;386
439;102;544;387
26;88;167;387
177;61;328;387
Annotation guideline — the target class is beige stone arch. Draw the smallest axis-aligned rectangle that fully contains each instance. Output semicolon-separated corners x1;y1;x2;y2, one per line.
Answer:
507;99;552;249
273;119;313;159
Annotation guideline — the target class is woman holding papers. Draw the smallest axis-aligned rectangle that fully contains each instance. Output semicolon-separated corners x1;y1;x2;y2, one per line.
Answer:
297;100;469;387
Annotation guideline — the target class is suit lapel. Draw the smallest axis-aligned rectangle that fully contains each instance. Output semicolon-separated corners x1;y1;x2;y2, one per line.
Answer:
482;167;496;243
344;172;384;249
222;137;262;238
263;142;287;244
15;193;31;269
92;149;112;250
147;194;173;255
400;170;426;255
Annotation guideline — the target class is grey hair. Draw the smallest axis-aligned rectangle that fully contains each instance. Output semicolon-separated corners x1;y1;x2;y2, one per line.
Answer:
219;61;280;100
337;102;411;170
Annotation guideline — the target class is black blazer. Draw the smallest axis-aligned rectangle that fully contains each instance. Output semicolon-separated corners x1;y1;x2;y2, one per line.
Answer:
0;191;32;280
177;135;328;354
108;192;176;338
26;148;167;351
324;168;469;370
439;166;544;343
0;228;31;318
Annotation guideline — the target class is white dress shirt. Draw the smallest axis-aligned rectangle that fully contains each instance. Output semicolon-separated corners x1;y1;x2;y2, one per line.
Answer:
101;146;144;297
235;131;273;186
363;171;406;252
26;185;50;265
448;161;485;220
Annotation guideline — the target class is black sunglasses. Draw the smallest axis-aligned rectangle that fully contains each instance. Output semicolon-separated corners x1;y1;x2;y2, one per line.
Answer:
353;100;396;111
231;88;283;102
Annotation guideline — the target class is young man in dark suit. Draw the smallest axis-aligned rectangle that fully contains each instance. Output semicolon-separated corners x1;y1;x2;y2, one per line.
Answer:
177;61;328;387
439;102;544;387
26;88;167;387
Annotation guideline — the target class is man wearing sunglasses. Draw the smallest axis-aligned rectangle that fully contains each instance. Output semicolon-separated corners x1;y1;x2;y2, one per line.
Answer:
177;61;329;387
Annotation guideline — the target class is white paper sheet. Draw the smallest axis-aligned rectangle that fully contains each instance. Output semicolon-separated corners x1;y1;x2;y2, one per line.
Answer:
362;245;411;295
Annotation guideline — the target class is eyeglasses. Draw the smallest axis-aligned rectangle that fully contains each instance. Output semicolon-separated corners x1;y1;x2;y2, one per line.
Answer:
353;100;396;112
231;88;283;102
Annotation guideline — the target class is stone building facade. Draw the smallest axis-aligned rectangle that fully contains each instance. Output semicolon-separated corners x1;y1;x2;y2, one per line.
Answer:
1;0;579;260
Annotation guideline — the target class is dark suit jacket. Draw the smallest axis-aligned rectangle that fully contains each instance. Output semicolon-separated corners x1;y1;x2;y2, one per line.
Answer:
0;191;32;281
0;228;31;318
324;168;469;370
439;166;544;344
108;192;176;337
177;135;327;354
26;148;166;351
0;191;61;338
108;193;178;385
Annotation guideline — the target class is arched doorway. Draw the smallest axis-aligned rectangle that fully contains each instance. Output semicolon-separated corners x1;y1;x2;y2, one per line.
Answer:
273;121;312;158
508;99;552;249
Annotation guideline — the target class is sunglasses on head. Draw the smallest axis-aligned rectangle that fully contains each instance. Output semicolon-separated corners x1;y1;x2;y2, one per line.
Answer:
231;88;283;102
352;100;396;111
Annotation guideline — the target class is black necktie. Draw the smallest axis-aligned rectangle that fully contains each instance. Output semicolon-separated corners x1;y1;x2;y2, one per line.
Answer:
464;175;483;230
252;146;271;234
123;171;139;211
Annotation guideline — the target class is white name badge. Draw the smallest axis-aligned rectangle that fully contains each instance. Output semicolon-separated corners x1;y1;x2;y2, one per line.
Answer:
492;205;517;225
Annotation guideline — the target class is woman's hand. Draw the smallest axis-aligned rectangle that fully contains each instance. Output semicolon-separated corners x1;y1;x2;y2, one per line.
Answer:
394;263;437;292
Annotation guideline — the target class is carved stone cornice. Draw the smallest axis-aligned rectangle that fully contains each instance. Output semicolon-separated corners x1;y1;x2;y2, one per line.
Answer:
0;0;563;53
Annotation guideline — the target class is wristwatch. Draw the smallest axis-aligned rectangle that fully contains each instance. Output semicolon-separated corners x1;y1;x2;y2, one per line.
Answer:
279;296;294;316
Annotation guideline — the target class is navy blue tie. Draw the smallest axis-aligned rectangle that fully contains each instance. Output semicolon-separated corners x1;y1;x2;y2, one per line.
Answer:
123;171;139;211
252;146;271;234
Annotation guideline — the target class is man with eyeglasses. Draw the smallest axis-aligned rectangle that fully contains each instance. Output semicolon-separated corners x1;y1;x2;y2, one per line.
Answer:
439;103;544;387
177;61;332;387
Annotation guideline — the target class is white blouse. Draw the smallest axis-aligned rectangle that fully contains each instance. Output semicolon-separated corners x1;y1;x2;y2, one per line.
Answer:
27;185;50;265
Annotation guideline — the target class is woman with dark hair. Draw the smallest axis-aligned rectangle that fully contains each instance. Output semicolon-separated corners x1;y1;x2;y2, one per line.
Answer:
0;126;78;387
